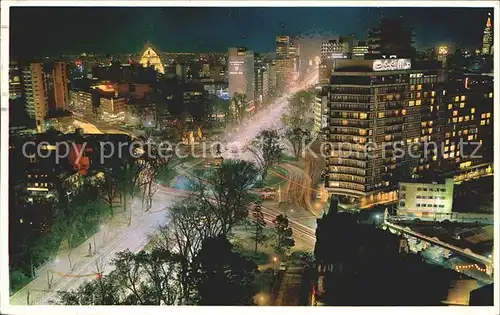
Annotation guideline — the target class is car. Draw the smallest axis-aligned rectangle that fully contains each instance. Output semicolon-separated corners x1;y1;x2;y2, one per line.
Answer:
279;262;287;271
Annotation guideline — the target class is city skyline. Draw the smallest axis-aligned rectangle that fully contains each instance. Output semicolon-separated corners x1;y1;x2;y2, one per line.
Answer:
10;6;493;58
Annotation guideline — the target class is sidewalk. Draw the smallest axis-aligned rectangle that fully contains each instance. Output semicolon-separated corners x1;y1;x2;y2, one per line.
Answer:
9;191;175;305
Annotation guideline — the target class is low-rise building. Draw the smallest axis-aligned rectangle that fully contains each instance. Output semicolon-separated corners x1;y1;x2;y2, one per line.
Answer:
397;178;454;220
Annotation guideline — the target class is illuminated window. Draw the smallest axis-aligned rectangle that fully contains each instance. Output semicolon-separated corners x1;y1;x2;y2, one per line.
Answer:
454;96;459;102
428;128;433;133
410;85;415;91
450;145;455;151
417;85;422;90
458;131;462;136
359;129;367;136
458;117;463;122
444;153;449;159
450;152;455;158
416;100;422;106
444;146;449;152
486;119;490;124
445;139;449;145
488;92;493;98
460;102;465;108
486;112;491;118
471;115;474;120
378;112;385;118
460;95;466;101
471;108;475;114
431;98;435;104
452;117;457;123
481;120;486;125
443;90;446;95
360;113;367;119
452;132;456;137
481;113;486;119
448;104;452;110
452;110;458;116
421;122;427;127
342;120;348;125
468;135;473;141
416;92;421;98
401;109;406;115
409;100;415;106
424;92;428;97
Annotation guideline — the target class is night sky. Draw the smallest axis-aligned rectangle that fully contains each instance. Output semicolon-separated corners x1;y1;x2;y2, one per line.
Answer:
9;6;493;58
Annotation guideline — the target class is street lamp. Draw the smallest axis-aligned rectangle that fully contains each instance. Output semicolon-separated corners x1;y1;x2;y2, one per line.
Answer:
273;256;277;270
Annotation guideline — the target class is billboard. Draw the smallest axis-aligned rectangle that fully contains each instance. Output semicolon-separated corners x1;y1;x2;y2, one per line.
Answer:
372;59;411;71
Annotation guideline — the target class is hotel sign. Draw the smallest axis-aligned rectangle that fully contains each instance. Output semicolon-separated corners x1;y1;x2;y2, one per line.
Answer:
372;59;411;71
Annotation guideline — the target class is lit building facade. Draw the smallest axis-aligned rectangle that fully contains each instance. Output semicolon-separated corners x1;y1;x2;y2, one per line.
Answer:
313;85;328;135
437;46;449;69
397;178;454;219
228;47;255;104
442;75;493;173
100;96;126;121
9;61;22;99
69;90;94;116
275;36;295;94
52;61;69;111
139;44;165;74
352;41;369;60
22;63;48;131
323;59;444;207
481;13;493;55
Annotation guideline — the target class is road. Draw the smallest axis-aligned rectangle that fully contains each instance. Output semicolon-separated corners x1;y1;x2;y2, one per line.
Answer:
10;188;183;305
10;70;318;306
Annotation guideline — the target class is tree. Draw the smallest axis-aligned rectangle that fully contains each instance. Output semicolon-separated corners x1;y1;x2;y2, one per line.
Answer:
251;202;267;253
285;127;310;160
272;214;295;259
193;159;259;236
192;236;258;305
229;93;248;124
248;129;284;182
281;90;314;130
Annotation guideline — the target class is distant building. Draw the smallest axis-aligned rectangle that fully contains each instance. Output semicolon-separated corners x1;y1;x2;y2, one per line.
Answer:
313;84;328;135
69;90;95;116
228;47;255;104
368;17;415;58
9;61;22;99
437;46;450;68
397;178;454;219
100;96;126;122
275;36;295;93
481;13;493;55
176;63;186;81
139;43;165;74
352;41;369;60
22;63;47;131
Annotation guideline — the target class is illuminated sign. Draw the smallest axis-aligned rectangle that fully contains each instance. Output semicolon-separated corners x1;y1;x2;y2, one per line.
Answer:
372;59;411;71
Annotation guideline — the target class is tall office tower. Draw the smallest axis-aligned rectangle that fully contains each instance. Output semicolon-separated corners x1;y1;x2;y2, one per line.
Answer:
52;62;69;111
481;13;493;55
436;46;449;69
323;58;443;208
275;36;294;94
22;63;48;131
9;61;22;99
368;17;415;58
254;54;270;105
228;47;255;105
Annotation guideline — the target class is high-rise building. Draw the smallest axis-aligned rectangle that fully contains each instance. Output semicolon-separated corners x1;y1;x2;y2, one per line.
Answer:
481;13;493;55
9;61;22;99
228;47;255;104
318;36;352;83
52;62;69;111
368;17;415;58
322;59;443;208
22;63;48;131
352;41;369;60
275;36;295;94
442;74;493;174
254;54;271;105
